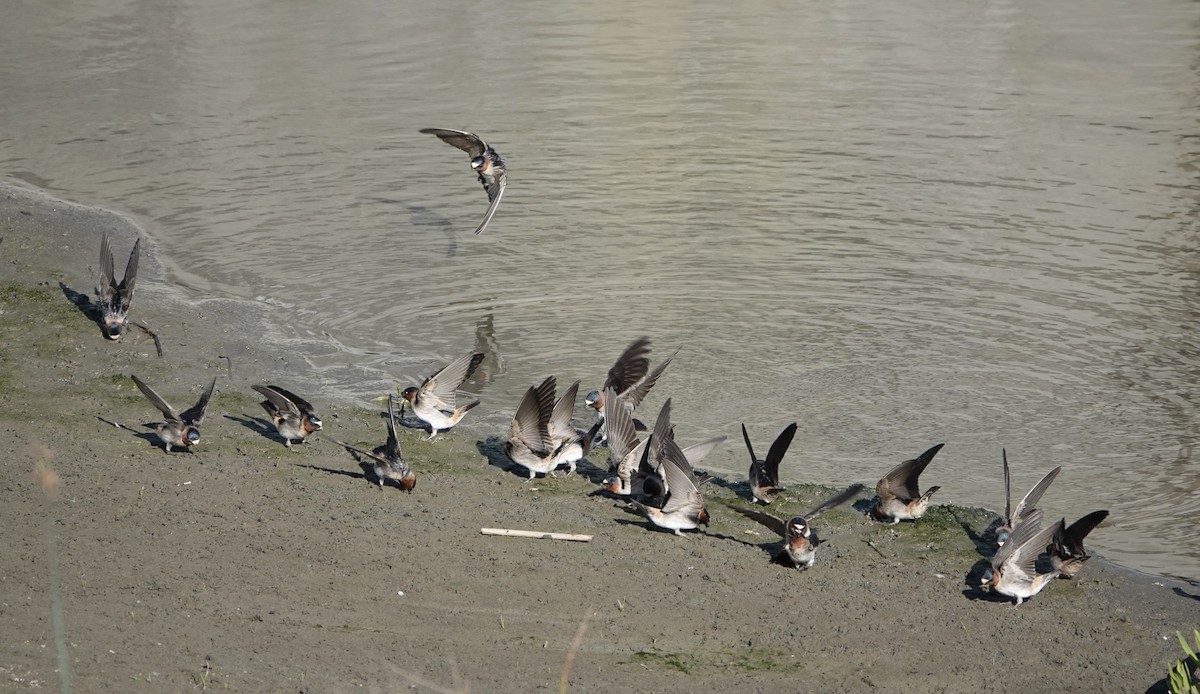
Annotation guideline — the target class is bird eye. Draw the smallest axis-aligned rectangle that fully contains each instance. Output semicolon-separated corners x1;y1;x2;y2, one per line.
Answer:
308;416;322;427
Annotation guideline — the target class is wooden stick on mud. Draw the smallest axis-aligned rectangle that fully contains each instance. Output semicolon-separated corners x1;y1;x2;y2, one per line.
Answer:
480;528;592;542
132;320;164;357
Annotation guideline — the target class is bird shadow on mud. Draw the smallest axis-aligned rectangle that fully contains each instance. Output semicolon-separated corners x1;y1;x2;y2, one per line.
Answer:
59;282;103;330
223;413;281;445
475;436;527;478
950;508;996;559
96;416;172;452
293;460;377;487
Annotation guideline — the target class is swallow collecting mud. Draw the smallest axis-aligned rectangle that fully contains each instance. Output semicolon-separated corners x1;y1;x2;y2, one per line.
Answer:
995;449;1061;547
870;443;944;524
730;483;865;569
628;431;710;535
981;509;1060;605
420;128;506;235
1048;510;1109;578
546;380;602;476
741;422;797;504
96;232;140;340
252;384;322;449
400;352;485;439
505;376;568;479
131;374;215;452
331;396;414;492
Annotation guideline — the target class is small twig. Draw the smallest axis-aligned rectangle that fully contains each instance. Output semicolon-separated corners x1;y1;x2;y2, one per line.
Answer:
559;610;594;694
97;416;137;431
481;528;592;542
131;321;164;357
865;539;888;559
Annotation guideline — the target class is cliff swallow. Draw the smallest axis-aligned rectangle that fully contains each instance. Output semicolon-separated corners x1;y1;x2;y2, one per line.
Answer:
332;397;414;492
251;384;322;449
741;422;797;504
730;483;865;569
628;433;710;535
547;380;601;475
400;352;485;439
96;232;140;340
505;376;561;479
131;374;215;452
995;449;1061;546
870;443;944;524
419;128;506;235
1048;510;1108;578
600;386;651;496
585;337;674;439
980;509;1060;605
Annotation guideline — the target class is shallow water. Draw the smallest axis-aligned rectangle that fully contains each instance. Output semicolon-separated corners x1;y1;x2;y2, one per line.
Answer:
2;0;1199;579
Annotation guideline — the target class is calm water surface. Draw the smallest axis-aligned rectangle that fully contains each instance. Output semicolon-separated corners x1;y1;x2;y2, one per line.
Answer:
2;0;1198;579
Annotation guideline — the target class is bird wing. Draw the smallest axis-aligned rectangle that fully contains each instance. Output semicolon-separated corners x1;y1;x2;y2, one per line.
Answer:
419;128;486;158
1014;465;1062;522
473;172;505;235
730;505;788;538
805;483;865;520
604;337;652;394
761;422;798;488
992;509;1043;571
422;352;485;407
131;374;180;423
549;380;580;442
180;377;216;426
681;436;725;469
270;385;316;416
119;238;140;311
384;395;402;460
98;233;116;305
622;348;674;408
604;387;641;471
252;385;302;419
1061;510;1109;555
508;377;556;454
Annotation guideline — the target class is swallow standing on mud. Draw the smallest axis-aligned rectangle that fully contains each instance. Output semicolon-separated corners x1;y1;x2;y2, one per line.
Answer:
741;422;797;504
636;398;722;501
505;376;564;479
628;432;710;535
1048;510;1108;578
251;384;322;449
995;449;1061;546
419;128;506;235
546;380;601;476
331;397;414;492
400;352;485;439
730;483;865;569
981;509;1060;605
585;337;674;441
600;386;649;495
131;374;215;452
869;443;944;524
96;232;140;339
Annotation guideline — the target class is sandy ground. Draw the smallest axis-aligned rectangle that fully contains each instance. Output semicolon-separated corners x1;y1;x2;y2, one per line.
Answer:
2;182;1199;693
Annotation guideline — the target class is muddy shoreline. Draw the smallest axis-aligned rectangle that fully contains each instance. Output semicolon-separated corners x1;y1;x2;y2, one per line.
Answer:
2;183;1198;692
